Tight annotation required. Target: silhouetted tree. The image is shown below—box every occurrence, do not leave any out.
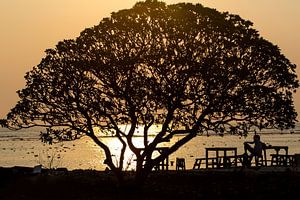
[1,0,298,185]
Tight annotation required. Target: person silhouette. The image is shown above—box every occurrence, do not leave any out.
[243,134,266,167]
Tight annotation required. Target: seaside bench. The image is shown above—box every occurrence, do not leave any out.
[136,147,170,171]
[193,157,224,169]
[193,156,243,169]
[270,154,295,166]
[154,162,169,171]
[193,158,206,169]
[214,155,244,168]
[294,154,300,167]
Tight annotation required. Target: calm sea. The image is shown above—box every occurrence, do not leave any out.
[1,125,300,171]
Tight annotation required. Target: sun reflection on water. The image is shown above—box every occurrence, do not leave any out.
[102,136,160,171]
[90,125,165,170]
[2,126,300,171]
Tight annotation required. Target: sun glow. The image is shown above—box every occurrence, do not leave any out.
[92,124,168,170]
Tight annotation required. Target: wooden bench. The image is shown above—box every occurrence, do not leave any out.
[193,155,244,169]
[193,158,220,169]
[294,154,300,167]
[154,160,169,171]
[193,158,206,169]
[271,154,295,166]
[217,155,244,168]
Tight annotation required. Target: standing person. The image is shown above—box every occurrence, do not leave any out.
[243,134,266,167]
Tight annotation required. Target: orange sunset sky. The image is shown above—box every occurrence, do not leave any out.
[0,0,300,120]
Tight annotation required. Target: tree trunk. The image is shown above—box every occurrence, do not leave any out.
[103,165,124,188]
[111,165,150,190]
[134,167,151,186]
[134,158,154,186]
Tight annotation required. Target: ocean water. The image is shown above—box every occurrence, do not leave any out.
[1,126,300,171]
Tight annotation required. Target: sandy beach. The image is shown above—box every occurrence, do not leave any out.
[1,166,300,200]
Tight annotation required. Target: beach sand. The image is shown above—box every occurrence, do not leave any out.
[1,167,300,200]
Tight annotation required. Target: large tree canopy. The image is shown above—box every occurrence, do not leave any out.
[1,0,298,183]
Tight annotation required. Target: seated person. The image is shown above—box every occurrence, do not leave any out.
[243,134,267,167]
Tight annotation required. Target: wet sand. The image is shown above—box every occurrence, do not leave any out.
[1,167,300,200]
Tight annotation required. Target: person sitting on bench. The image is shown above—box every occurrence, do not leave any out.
[243,134,266,167]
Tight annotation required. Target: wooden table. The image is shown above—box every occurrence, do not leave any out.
[205,147,238,168]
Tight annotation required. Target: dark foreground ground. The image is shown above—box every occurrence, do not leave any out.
[1,167,300,200]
